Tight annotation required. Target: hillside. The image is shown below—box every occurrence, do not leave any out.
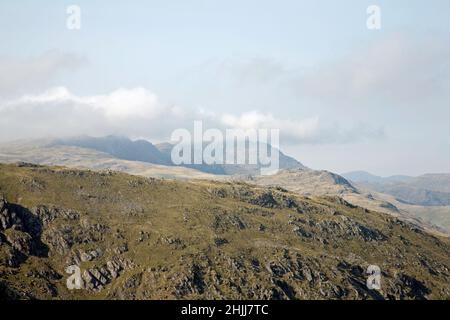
[248,168,400,218]
[1,141,448,234]
[250,168,357,196]
[53,136,172,165]
[343,171,450,206]
[247,169,450,235]
[1,139,447,234]
[1,163,450,300]
[0,144,218,180]
[350,186,450,236]
[342,171,412,184]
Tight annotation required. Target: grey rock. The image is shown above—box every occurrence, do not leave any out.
[5,230,33,255]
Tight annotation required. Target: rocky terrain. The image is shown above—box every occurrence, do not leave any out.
[250,168,358,196]
[250,169,450,235]
[1,163,450,300]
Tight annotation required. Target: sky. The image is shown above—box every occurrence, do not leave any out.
[0,0,449,176]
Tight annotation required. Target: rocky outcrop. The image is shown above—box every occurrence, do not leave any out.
[317,217,386,242]
[78,256,135,291]
[0,198,48,260]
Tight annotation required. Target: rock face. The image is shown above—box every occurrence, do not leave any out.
[0,199,48,263]
[1,163,450,300]
[1,199,23,231]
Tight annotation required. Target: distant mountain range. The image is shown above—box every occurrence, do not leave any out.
[50,135,305,175]
[343,171,450,206]
[342,171,412,184]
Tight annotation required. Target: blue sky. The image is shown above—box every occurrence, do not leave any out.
[0,0,449,175]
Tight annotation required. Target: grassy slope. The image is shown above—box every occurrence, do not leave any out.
[0,163,450,300]
[252,169,450,235]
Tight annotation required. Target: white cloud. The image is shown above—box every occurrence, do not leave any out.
[0,87,176,142]
[220,110,384,144]
[221,111,320,142]
[81,87,164,119]
[0,86,384,145]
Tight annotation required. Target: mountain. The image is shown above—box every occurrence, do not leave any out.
[52,135,171,165]
[342,171,412,184]
[343,171,450,206]
[1,163,450,300]
[49,136,305,176]
[244,168,450,235]
[154,141,305,175]
[250,168,358,196]
[0,142,218,180]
